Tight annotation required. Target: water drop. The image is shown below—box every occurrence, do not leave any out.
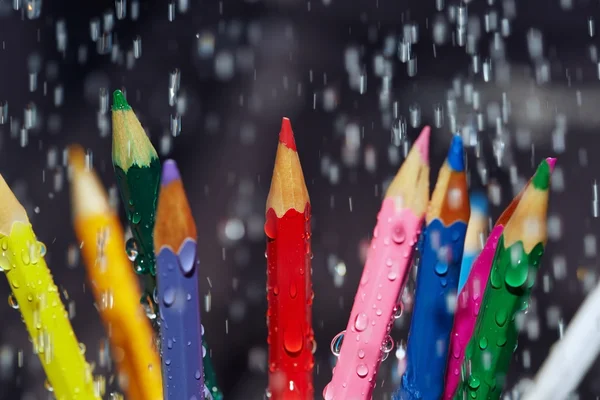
[495,309,508,327]
[8,293,18,309]
[289,282,297,299]
[435,262,449,275]
[125,238,139,262]
[194,369,201,380]
[283,325,304,356]
[330,331,344,356]
[381,335,394,354]
[131,212,141,224]
[354,313,368,332]
[357,349,365,359]
[505,262,528,288]
[393,303,403,319]
[21,248,30,265]
[392,223,406,243]
[479,337,488,350]
[163,288,175,307]
[388,270,397,281]
[356,363,369,378]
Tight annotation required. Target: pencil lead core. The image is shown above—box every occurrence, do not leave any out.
[545,157,557,172]
[447,134,464,172]
[532,159,552,190]
[162,160,181,186]
[413,126,430,162]
[279,117,297,151]
[112,90,132,111]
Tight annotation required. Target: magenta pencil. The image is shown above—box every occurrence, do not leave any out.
[324,127,431,400]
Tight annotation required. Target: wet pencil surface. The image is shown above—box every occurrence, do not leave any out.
[453,158,555,400]
[265,118,314,400]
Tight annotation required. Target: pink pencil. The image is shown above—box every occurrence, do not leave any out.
[442,157,556,399]
[324,127,431,400]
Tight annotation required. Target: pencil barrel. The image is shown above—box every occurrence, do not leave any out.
[265,204,314,400]
[1,222,99,400]
[325,199,422,400]
[453,237,546,400]
[399,219,468,400]
[442,225,503,400]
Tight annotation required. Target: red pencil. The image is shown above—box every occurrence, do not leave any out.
[265,117,313,400]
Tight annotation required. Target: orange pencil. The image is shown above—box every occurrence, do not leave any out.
[68,145,163,400]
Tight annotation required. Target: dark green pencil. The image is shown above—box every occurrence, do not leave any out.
[111,90,161,318]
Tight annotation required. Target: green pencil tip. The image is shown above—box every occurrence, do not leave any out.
[531,159,551,190]
[112,90,131,111]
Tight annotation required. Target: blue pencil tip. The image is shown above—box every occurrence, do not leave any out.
[447,135,464,172]
[469,191,489,215]
[161,159,181,186]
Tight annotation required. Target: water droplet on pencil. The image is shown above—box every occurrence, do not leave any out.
[289,282,297,299]
[354,313,368,331]
[434,262,448,275]
[388,270,397,281]
[38,241,46,257]
[495,309,508,327]
[393,303,403,319]
[8,293,18,309]
[264,214,277,239]
[392,224,406,243]
[163,288,175,307]
[356,363,369,378]
[195,369,201,380]
[21,248,30,265]
[178,241,196,275]
[382,335,394,354]
[165,358,171,365]
[331,331,344,356]
[283,324,304,356]
[131,211,141,224]
[125,238,139,262]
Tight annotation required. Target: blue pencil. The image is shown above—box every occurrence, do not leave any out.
[154,160,208,400]
[395,136,470,400]
[457,191,489,293]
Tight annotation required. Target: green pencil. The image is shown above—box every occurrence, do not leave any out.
[453,158,555,400]
[203,337,223,400]
[111,90,161,316]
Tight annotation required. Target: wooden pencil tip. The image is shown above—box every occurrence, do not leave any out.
[161,160,181,187]
[545,157,557,172]
[112,90,131,111]
[414,126,430,162]
[279,117,297,151]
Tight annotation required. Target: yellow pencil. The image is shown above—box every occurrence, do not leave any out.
[68,145,163,400]
[0,174,99,399]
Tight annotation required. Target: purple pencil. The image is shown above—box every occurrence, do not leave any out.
[155,160,208,400]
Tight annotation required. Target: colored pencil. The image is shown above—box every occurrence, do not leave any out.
[457,192,489,293]
[396,135,470,400]
[0,173,99,399]
[442,158,556,399]
[155,160,207,400]
[68,145,163,400]
[203,346,223,400]
[523,278,600,400]
[265,118,314,400]
[324,126,431,400]
[112,89,160,314]
[453,158,555,400]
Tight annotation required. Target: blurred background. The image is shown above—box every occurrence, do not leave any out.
[0,0,599,398]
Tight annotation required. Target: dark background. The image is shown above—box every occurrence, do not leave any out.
[0,0,599,398]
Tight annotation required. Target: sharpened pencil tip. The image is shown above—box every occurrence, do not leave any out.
[112,90,132,111]
[447,134,465,172]
[161,160,181,186]
[532,158,554,190]
[545,157,556,172]
[413,126,430,162]
[279,117,297,151]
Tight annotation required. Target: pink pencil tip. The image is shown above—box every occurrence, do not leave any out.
[413,126,430,161]
[279,117,297,151]
[545,157,557,172]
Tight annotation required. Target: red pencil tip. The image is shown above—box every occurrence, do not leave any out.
[545,157,557,172]
[279,117,297,151]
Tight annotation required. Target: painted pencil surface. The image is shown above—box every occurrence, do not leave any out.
[112,89,161,315]
[523,278,600,400]
[0,174,99,399]
[265,118,314,400]
[442,157,556,400]
[453,158,555,400]
[68,145,163,400]
[397,135,470,400]
[324,127,431,400]
[457,192,489,292]
[155,160,209,400]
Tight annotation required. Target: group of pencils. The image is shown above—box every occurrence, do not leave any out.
[0,90,595,400]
